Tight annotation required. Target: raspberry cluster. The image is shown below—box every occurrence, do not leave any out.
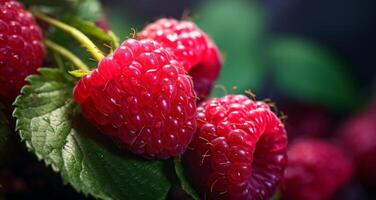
[74,15,287,200]
[74,39,197,159]
[0,0,44,105]
[5,1,366,200]
[184,95,288,199]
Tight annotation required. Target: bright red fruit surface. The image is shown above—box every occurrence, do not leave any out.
[0,0,44,106]
[139,18,222,101]
[73,39,197,159]
[282,139,353,200]
[184,95,288,200]
[340,103,376,186]
[189,39,222,101]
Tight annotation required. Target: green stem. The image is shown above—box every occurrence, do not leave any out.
[32,10,105,61]
[44,40,90,71]
[108,31,120,49]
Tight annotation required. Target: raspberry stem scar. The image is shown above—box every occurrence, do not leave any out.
[44,40,90,72]
[31,10,105,62]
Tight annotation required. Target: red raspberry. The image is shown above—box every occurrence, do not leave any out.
[184,95,288,200]
[139,18,222,101]
[189,39,222,101]
[339,103,376,186]
[73,39,197,159]
[282,139,353,200]
[0,0,44,106]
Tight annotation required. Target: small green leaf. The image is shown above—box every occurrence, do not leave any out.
[196,0,266,95]
[0,104,11,161]
[69,69,91,77]
[75,0,102,21]
[13,68,171,200]
[268,37,359,111]
[174,157,200,200]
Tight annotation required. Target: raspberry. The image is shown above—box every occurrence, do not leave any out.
[183,95,287,200]
[189,39,222,101]
[139,18,222,101]
[73,39,197,159]
[282,139,353,200]
[0,0,44,106]
[340,103,376,186]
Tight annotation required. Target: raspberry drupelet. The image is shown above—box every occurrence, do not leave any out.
[73,39,197,159]
[0,0,44,106]
[184,95,288,200]
[139,18,222,101]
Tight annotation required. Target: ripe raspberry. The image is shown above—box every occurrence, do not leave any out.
[183,95,288,200]
[282,139,353,200]
[189,39,222,101]
[73,39,197,159]
[139,18,222,101]
[339,103,376,186]
[0,0,44,106]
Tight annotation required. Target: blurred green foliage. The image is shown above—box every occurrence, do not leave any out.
[107,10,134,42]
[21,0,102,21]
[75,0,102,21]
[193,0,359,111]
[268,37,359,111]
[195,0,266,96]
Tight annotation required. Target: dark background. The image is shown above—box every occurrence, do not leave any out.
[1,0,375,199]
[102,0,376,103]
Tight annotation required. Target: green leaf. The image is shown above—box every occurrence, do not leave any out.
[75,0,102,21]
[196,0,266,95]
[174,158,200,200]
[13,68,171,200]
[268,37,359,111]
[68,69,91,78]
[0,104,11,161]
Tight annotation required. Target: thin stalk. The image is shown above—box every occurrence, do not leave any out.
[108,31,120,49]
[44,40,90,71]
[32,10,105,61]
